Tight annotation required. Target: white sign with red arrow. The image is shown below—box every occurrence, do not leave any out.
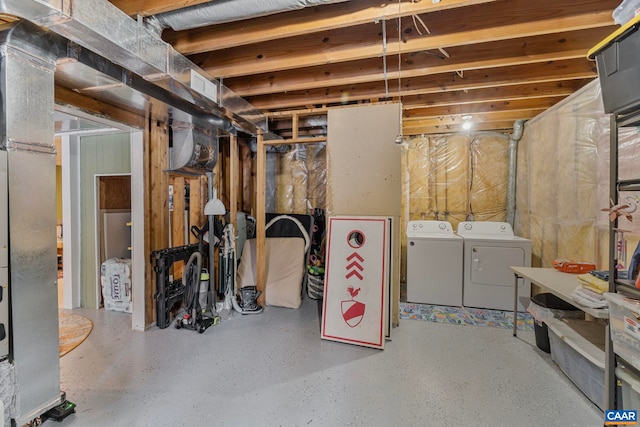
[321,216,389,349]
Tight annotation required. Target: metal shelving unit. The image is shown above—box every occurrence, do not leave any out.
[607,111,640,413]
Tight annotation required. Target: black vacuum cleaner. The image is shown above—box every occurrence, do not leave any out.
[175,228,220,333]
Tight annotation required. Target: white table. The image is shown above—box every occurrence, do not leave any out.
[511,266,609,337]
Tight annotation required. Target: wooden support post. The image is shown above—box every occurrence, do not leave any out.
[230,134,239,231]
[145,101,169,327]
[292,112,299,141]
[172,176,185,247]
[256,130,267,307]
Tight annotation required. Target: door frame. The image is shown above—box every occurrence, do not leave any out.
[57,105,146,331]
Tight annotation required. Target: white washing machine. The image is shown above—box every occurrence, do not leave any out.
[406,220,463,306]
[456,221,531,312]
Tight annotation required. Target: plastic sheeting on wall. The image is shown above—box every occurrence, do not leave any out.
[399,132,511,283]
[275,143,326,214]
[516,79,640,270]
[402,133,510,229]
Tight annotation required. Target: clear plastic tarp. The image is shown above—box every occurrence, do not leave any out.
[272,81,638,281]
[274,143,326,214]
[516,79,640,271]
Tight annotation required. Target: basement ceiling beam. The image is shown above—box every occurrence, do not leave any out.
[225,27,612,97]
[55,85,145,129]
[405,120,518,135]
[165,0,499,54]
[404,109,546,126]
[108,0,213,17]
[404,110,545,134]
[404,97,566,118]
[246,59,596,110]
[401,80,591,109]
[192,1,615,78]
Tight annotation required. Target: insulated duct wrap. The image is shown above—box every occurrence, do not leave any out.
[169,112,220,174]
[152,0,349,31]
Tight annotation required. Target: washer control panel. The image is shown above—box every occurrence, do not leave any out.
[407,220,455,236]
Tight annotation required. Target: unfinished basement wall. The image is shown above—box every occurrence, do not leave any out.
[273,131,512,285]
[515,80,640,270]
[403,133,510,226]
[275,143,326,214]
[400,133,510,282]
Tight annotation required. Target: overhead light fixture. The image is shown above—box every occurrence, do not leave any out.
[461,114,473,131]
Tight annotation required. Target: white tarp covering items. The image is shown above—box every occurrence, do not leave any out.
[100,258,133,313]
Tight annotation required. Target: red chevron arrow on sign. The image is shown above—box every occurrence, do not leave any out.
[346,270,364,280]
[347,252,364,262]
[346,261,364,271]
[345,251,364,281]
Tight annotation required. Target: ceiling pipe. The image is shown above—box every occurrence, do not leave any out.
[147,0,349,32]
[506,119,526,228]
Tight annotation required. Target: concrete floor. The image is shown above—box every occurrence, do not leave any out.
[51,298,603,427]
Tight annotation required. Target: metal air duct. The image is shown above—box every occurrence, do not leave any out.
[0,0,274,137]
[170,111,227,174]
[148,0,349,32]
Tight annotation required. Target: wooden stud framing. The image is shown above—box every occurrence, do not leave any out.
[145,100,169,327]
[230,134,239,231]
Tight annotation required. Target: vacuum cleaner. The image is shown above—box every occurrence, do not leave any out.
[175,242,219,333]
[220,223,264,315]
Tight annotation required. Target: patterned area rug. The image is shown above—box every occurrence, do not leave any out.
[400,302,534,331]
[59,312,93,357]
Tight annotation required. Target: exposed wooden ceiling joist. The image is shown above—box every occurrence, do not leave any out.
[103,0,620,135]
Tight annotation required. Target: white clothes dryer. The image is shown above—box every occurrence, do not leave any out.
[406,220,463,306]
[456,221,531,312]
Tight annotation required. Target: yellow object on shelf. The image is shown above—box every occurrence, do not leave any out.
[588,13,640,59]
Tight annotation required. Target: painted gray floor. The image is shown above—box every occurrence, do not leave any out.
[51,298,603,427]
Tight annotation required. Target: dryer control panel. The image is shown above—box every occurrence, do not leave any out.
[457,221,514,238]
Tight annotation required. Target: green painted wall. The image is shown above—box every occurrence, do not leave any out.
[80,133,131,308]
[56,165,62,223]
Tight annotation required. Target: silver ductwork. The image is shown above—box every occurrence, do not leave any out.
[0,0,272,136]
[170,110,226,174]
[148,0,349,32]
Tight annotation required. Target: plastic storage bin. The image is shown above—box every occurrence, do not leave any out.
[529,293,583,353]
[588,15,640,114]
[545,318,606,410]
[617,365,640,411]
[604,292,640,371]
[613,0,640,26]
